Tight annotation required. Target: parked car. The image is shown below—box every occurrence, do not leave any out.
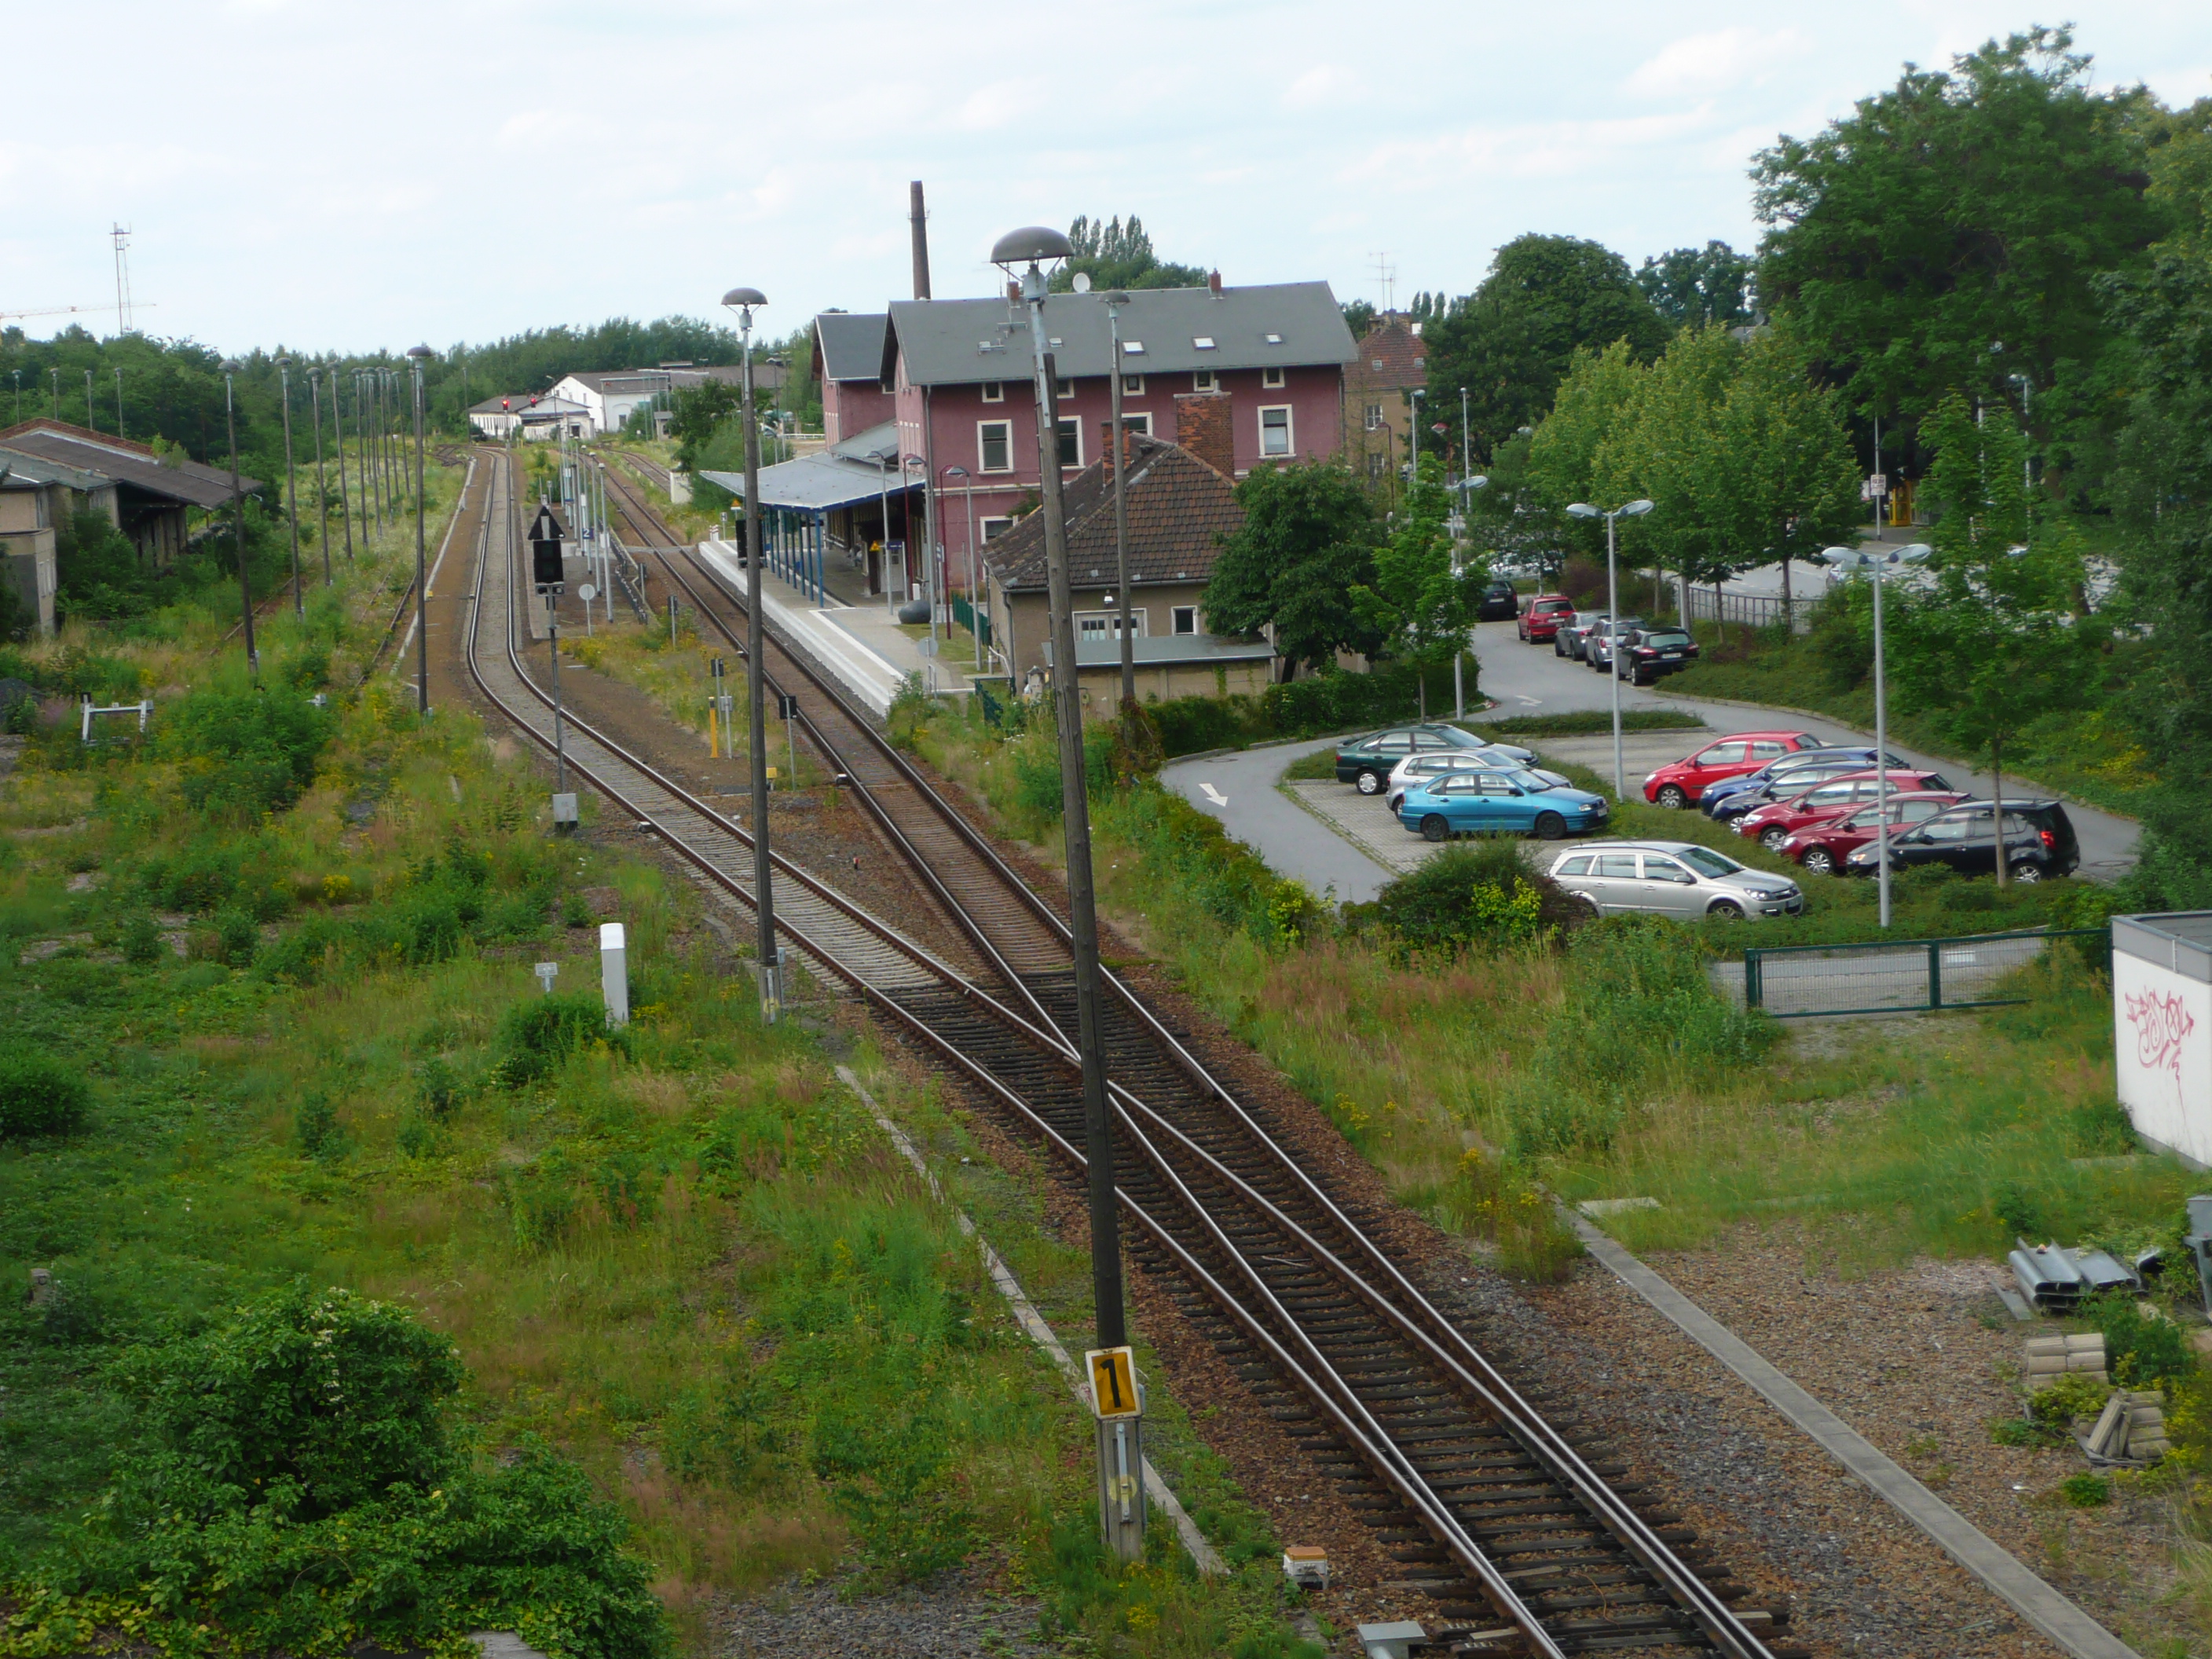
[1384,749,1543,812]
[1734,770,1952,850]
[1555,610,1608,660]
[1616,624,1701,686]
[1335,724,1529,796]
[1518,594,1576,643]
[1584,617,1646,674]
[1845,799,2081,881]
[1397,768,1611,841]
[1476,580,1522,621]
[1779,792,1968,874]
[1642,731,1826,809]
[1701,747,1911,821]
[1546,840,1805,920]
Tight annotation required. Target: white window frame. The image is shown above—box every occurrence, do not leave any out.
[1171,605,1198,635]
[1262,365,1287,390]
[1258,404,1294,457]
[1121,412,1153,436]
[1363,402,1382,431]
[1056,416,1082,470]
[1055,375,1075,397]
[1192,368,1218,393]
[980,515,1013,541]
[980,380,1004,403]
[1075,610,1147,637]
[977,419,1013,474]
[1122,373,1145,396]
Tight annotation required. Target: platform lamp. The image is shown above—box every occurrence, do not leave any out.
[216,360,258,677]
[1102,287,1135,707]
[407,346,434,714]
[276,356,304,620]
[1818,543,1930,928]
[1564,497,1653,800]
[722,285,781,1023]
[991,220,1140,1559]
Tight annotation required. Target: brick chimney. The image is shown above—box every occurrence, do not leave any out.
[1207,269,1222,296]
[1174,393,1233,478]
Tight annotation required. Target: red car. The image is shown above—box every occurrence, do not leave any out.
[1518,594,1577,643]
[1735,769,1951,850]
[1641,731,1826,809]
[1779,792,1969,875]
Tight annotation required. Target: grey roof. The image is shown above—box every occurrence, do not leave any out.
[883,281,1356,387]
[1046,632,1273,668]
[0,449,109,493]
[815,313,888,383]
[0,422,258,507]
[702,420,906,513]
[2115,911,2212,983]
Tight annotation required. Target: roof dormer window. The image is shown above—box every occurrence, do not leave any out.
[1192,336,1216,350]
[1265,332,1283,345]
[1122,341,1145,355]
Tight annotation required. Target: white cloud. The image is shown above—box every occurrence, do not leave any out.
[1283,65,1363,111]
[1627,28,1809,100]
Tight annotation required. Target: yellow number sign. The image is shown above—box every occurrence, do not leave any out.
[1086,1345,1139,1419]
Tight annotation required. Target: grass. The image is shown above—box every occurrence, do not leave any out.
[0,579,1320,1656]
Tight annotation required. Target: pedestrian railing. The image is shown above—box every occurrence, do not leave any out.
[952,592,994,647]
[1683,586,1818,635]
[1732,926,2109,1018]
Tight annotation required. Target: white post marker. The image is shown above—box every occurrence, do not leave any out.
[533,961,558,995]
[599,922,628,1029]
[1086,1344,1145,1562]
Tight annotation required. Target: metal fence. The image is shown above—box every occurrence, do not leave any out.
[1725,927,2109,1018]
[1683,585,1818,635]
[951,592,994,647]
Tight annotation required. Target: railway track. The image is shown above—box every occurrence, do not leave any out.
[517,451,1804,1657]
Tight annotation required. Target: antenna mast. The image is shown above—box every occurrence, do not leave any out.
[1368,251,1396,316]
[112,225,134,333]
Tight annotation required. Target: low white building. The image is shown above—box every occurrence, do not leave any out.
[2114,913,2212,1166]
[468,396,591,441]
[543,362,792,438]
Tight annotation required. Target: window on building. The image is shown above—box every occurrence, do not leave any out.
[1262,365,1286,390]
[1192,369,1218,393]
[1171,606,1198,635]
[1079,615,1109,639]
[1057,417,1082,468]
[1121,412,1153,436]
[1259,405,1293,457]
[1122,373,1144,396]
[980,380,1004,403]
[1056,375,1075,397]
[1192,335,1216,350]
[978,420,1013,473]
[1122,340,1145,356]
[1077,611,1148,637]
[980,516,1013,540]
[1367,452,1386,478]
[1364,403,1382,431]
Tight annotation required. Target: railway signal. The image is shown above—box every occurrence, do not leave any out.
[994,222,1138,1561]
[529,500,569,797]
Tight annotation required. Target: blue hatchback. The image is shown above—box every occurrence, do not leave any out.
[1397,768,1611,842]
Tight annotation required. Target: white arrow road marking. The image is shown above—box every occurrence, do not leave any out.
[1516,695,1541,706]
[1200,782,1229,807]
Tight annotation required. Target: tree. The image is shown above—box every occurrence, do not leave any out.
[1888,393,2093,884]
[1350,456,1485,700]
[1709,328,1866,616]
[666,379,744,470]
[1636,242,1756,328]
[1050,214,1209,292]
[1753,27,2163,458]
[1594,325,1742,621]
[1202,461,1385,678]
[1422,235,1668,460]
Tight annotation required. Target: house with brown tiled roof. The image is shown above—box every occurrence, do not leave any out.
[1342,314,1427,501]
[978,396,1273,712]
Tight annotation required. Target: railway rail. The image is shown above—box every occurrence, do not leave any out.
[486,448,1803,1656]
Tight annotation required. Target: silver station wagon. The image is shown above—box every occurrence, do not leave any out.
[1545,839,1804,921]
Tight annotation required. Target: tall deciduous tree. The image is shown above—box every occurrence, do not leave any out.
[1636,243,1756,328]
[1594,326,1742,616]
[1422,235,1668,460]
[1051,215,1209,293]
[1711,329,1866,616]
[1888,394,2091,883]
[1351,456,1485,689]
[1202,461,1385,678]
[1752,27,2163,458]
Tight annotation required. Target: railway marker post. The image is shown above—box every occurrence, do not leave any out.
[1086,1345,1146,1562]
[995,224,1135,1553]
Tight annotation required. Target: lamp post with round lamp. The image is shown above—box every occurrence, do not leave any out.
[1818,542,1931,927]
[1102,288,1135,708]
[723,286,781,1022]
[1565,497,1654,799]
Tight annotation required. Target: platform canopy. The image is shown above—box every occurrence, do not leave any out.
[702,421,906,515]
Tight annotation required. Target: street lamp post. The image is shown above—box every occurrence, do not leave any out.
[221,359,257,677]
[1458,386,1471,518]
[1104,289,1134,709]
[408,346,434,715]
[723,287,781,1024]
[276,357,304,619]
[307,369,331,584]
[1820,543,1931,928]
[1453,474,1489,720]
[994,220,1137,1562]
[1566,498,1654,799]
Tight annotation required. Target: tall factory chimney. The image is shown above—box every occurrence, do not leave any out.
[910,180,932,301]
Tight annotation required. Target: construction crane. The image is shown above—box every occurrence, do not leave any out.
[0,300,155,325]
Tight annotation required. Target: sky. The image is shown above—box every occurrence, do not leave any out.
[3,2,2209,361]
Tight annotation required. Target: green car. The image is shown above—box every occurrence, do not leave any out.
[1334,725,1533,796]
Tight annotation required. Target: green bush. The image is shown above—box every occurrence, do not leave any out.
[119,911,165,965]
[160,684,335,818]
[1368,841,1583,955]
[0,1049,91,1137]
[2078,1291,2196,1389]
[1141,658,1470,758]
[13,1287,666,1659]
[1095,780,1321,947]
[2059,1471,2111,1507]
[493,993,625,1089]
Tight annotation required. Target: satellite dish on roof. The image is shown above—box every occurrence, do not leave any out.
[1071,273,1093,294]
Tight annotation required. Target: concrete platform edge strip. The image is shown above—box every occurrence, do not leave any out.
[836,1064,1228,1577]
[1559,1206,2137,1659]
[1275,778,1397,877]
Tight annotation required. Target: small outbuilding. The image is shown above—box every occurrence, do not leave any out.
[2114,913,2212,1166]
